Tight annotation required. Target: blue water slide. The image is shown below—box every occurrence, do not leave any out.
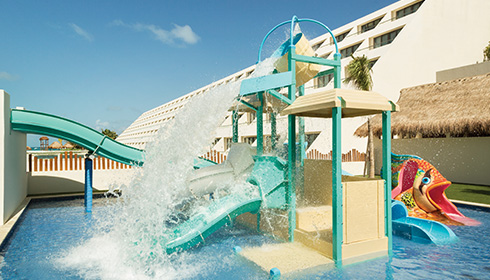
[164,156,287,254]
[10,109,145,166]
[392,200,458,245]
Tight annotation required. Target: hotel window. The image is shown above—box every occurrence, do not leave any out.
[369,58,379,69]
[311,40,325,51]
[320,52,332,59]
[305,133,320,149]
[315,73,334,88]
[248,112,256,124]
[211,138,220,147]
[334,30,351,43]
[360,17,382,33]
[373,28,402,49]
[340,43,362,58]
[224,137,233,150]
[243,136,256,146]
[396,1,424,19]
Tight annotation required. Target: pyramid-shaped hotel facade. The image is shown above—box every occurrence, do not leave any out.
[117,0,490,161]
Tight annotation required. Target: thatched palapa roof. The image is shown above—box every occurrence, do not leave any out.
[63,142,75,149]
[355,73,490,138]
[48,141,62,149]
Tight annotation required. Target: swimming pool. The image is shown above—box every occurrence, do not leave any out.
[0,197,489,279]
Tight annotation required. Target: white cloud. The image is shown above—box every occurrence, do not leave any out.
[0,71,19,81]
[95,119,110,131]
[110,20,124,27]
[69,23,94,42]
[111,20,199,46]
[135,23,173,44]
[171,24,200,44]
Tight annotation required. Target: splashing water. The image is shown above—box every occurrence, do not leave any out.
[57,58,278,279]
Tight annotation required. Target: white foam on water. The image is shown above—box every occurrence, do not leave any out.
[56,57,278,279]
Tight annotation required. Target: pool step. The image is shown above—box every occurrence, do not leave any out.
[295,205,333,258]
[296,205,332,232]
[294,228,333,258]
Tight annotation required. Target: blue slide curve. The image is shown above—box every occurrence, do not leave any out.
[392,200,458,245]
[163,156,287,254]
[10,109,145,166]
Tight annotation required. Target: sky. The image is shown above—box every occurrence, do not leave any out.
[0,0,397,147]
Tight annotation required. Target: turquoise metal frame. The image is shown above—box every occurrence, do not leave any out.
[382,111,393,254]
[238,16,343,249]
[332,53,343,263]
[237,16,396,264]
[257,17,339,63]
[232,110,239,143]
[257,92,264,156]
[332,106,342,263]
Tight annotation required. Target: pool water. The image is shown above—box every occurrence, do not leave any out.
[0,197,489,279]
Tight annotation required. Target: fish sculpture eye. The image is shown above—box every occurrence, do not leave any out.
[422,176,431,185]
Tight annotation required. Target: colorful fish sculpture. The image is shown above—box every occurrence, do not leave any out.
[391,153,479,226]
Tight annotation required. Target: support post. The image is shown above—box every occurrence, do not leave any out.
[332,106,342,264]
[287,45,297,242]
[382,111,393,255]
[84,155,93,213]
[257,92,264,156]
[271,112,277,151]
[257,212,261,232]
[332,52,343,264]
[298,85,306,167]
[232,110,239,143]
[333,53,342,89]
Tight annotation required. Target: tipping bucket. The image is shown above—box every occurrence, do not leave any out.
[272,33,321,87]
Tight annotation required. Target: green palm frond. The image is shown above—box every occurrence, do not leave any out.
[343,55,373,91]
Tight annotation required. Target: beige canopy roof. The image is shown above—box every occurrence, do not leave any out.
[281,88,399,118]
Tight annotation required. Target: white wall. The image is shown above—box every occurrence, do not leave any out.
[28,169,135,195]
[374,137,490,186]
[0,90,28,224]
[373,0,490,102]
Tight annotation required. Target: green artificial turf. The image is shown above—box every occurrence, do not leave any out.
[445,183,490,205]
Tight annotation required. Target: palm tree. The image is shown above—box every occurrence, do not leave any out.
[101,129,118,140]
[343,55,375,178]
[484,41,490,61]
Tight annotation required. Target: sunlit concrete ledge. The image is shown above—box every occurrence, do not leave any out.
[0,198,31,246]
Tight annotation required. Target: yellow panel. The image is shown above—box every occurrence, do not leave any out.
[377,180,386,238]
[303,159,332,206]
[274,34,321,87]
[342,237,388,260]
[344,180,381,244]
[296,205,332,232]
